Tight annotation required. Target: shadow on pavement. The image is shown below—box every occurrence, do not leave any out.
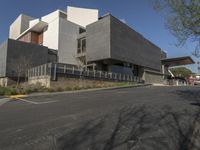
[56,105,200,150]
[3,89,200,150]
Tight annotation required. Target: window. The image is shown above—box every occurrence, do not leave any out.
[77,39,81,54]
[77,38,86,54]
[82,39,86,53]
[79,28,86,34]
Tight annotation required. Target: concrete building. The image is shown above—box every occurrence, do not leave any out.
[0,6,194,86]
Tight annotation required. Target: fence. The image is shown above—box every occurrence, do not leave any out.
[27,63,141,83]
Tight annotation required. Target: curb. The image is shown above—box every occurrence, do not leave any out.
[27,84,152,97]
[9,95,27,99]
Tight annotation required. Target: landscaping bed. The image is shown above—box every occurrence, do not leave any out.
[0,82,135,96]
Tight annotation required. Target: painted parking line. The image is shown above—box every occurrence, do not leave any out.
[15,98,57,105]
[0,98,10,107]
[15,98,38,104]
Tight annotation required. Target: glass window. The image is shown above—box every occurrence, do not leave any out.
[82,39,86,53]
[77,38,86,54]
[77,39,81,53]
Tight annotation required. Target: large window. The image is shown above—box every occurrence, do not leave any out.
[77,38,86,54]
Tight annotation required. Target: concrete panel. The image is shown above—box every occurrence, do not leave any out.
[110,15,162,71]
[86,16,111,62]
[42,13,59,50]
[6,39,50,78]
[0,40,8,77]
[58,18,80,64]
[86,15,162,72]
[144,70,164,84]
[9,14,34,39]
[67,6,98,27]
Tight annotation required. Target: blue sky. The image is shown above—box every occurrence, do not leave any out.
[0,0,197,72]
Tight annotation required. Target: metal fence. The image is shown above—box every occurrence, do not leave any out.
[28,63,141,83]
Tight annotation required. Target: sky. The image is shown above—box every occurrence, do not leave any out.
[0,0,198,72]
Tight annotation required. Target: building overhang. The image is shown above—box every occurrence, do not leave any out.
[161,56,195,67]
[16,19,48,40]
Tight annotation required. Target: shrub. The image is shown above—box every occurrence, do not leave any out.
[47,88,55,93]
[73,86,82,90]
[0,88,5,95]
[85,85,92,89]
[56,87,64,92]
[23,88,33,94]
[65,87,73,91]
[0,87,17,95]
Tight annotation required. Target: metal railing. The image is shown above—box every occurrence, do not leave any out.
[28,63,141,83]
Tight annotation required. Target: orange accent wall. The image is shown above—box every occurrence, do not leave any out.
[18,32,43,45]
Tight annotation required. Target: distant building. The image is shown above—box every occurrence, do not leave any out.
[0,6,194,86]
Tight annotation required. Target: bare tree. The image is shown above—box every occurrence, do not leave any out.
[72,54,86,71]
[152,0,200,57]
[15,55,33,86]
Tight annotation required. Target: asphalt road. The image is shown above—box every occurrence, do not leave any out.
[0,86,200,150]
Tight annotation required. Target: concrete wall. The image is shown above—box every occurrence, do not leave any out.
[9,14,34,39]
[58,18,80,64]
[144,70,164,84]
[41,10,80,65]
[0,40,8,77]
[28,75,125,88]
[67,6,98,28]
[0,77,17,87]
[0,39,57,79]
[28,76,51,88]
[110,16,161,71]
[6,39,49,77]
[42,10,60,50]
[86,15,162,72]
[86,15,111,62]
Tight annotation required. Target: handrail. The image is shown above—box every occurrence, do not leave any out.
[27,63,141,83]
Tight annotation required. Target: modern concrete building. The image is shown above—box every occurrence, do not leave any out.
[0,6,194,86]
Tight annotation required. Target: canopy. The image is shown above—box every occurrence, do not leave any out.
[161,56,195,67]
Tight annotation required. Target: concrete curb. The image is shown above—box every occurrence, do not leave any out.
[27,84,152,97]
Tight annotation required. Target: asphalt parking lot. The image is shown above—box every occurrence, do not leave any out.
[0,86,200,150]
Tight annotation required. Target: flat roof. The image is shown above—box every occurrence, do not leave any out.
[162,56,195,67]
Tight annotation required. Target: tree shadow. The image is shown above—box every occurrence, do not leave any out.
[55,105,200,150]
[175,89,200,102]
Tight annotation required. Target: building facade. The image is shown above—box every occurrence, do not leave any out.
[0,6,194,86]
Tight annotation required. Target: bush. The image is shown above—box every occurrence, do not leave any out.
[47,88,55,93]
[56,87,64,92]
[0,88,5,95]
[23,88,33,94]
[73,86,81,91]
[85,85,92,89]
[0,87,17,95]
[65,87,73,91]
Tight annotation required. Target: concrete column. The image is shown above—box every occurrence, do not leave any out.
[53,64,57,80]
[72,66,75,74]
[64,65,66,74]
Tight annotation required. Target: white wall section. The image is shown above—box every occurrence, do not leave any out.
[67,6,98,27]
[9,14,34,39]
